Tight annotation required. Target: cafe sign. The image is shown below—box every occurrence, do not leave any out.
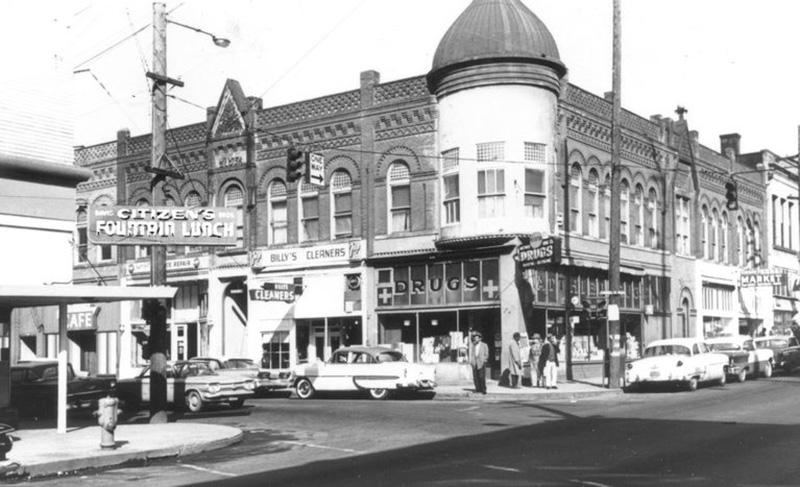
[89,206,238,246]
[67,304,99,331]
[514,234,561,268]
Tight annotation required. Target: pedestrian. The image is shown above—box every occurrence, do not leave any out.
[469,332,489,394]
[529,334,543,387]
[539,334,560,389]
[508,332,522,388]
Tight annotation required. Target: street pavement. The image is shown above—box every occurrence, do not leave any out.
[0,378,616,480]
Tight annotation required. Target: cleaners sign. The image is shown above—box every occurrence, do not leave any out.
[89,206,238,246]
[249,282,296,303]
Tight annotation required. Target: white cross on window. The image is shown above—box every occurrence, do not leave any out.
[483,279,499,299]
[378,286,393,305]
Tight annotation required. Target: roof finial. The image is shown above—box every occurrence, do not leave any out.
[675,106,688,121]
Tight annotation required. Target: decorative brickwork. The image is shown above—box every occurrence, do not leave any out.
[256,91,360,126]
[565,84,660,140]
[75,142,116,165]
[374,77,430,105]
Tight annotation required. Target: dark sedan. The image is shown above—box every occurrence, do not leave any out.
[754,336,800,373]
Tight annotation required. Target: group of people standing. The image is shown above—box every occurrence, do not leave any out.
[469,331,560,394]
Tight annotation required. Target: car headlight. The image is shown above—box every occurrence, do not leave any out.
[245,380,256,391]
[729,357,735,366]
[676,360,683,367]
[626,363,633,370]
[207,383,221,394]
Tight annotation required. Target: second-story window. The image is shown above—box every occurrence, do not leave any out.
[620,180,629,244]
[712,209,720,261]
[647,188,658,248]
[331,170,352,238]
[676,195,691,256]
[737,216,745,266]
[721,211,729,263]
[569,164,581,233]
[442,148,460,225]
[524,168,545,218]
[587,170,599,237]
[478,168,505,218]
[634,184,644,246]
[76,208,88,263]
[269,180,287,245]
[603,174,611,240]
[300,183,319,241]
[701,206,710,260]
[224,184,244,248]
[388,162,410,233]
[135,198,150,259]
[185,191,203,253]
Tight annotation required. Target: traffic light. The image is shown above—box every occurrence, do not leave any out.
[725,179,738,210]
[286,147,308,183]
[595,299,607,321]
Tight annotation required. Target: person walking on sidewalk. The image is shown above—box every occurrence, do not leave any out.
[470,332,489,394]
[529,334,543,387]
[508,332,523,388]
[539,334,560,389]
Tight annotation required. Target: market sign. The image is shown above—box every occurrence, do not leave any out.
[89,206,237,246]
[249,282,296,303]
[514,235,561,268]
[740,270,785,288]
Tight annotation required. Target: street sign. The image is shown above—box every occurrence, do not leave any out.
[308,152,325,186]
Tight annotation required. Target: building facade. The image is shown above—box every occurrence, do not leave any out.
[16,0,781,384]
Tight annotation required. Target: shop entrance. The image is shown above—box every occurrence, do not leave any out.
[170,323,198,361]
[296,317,362,363]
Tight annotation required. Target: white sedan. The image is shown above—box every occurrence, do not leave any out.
[293,346,436,400]
[625,338,728,392]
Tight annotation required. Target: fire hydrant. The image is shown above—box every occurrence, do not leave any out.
[94,396,118,450]
[0,423,14,461]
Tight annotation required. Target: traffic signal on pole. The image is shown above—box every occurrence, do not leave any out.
[595,299,607,321]
[725,179,738,210]
[286,147,308,183]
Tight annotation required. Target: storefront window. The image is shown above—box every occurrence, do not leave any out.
[262,331,290,369]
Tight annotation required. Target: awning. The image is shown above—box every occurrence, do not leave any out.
[566,257,646,276]
[0,284,177,308]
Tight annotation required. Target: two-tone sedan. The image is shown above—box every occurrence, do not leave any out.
[116,361,256,412]
[705,335,773,382]
[625,338,728,392]
[293,346,436,400]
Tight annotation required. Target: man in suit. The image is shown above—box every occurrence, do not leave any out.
[470,332,489,394]
[508,332,523,388]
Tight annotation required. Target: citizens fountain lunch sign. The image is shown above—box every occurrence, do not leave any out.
[89,206,238,246]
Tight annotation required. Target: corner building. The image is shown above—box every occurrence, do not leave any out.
[66,0,768,383]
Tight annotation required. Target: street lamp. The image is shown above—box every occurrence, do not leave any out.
[167,18,231,48]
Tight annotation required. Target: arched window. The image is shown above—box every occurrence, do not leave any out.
[185,191,202,208]
[676,195,691,256]
[569,164,582,233]
[737,216,745,266]
[711,209,720,262]
[634,184,644,246]
[620,180,629,244]
[721,211,729,264]
[746,219,754,268]
[300,182,319,242]
[331,170,352,238]
[76,208,88,263]
[603,174,611,240]
[587,169,599,238]
[135,198,150,259]
[701,205,710,260]
[388,161,411,232]
[754,221,762,266]
[268,180,287,245]
[224,184,244,247]
[646,188,658,248]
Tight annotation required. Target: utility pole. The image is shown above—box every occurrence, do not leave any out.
[607,0,625,389]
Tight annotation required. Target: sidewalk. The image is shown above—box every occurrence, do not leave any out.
[0,422,242,480]
[433,378,622,401]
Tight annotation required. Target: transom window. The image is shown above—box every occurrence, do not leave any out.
[524,142,546,164]
[477,142,504,162]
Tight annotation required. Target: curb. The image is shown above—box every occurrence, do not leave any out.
[1,425,243,480]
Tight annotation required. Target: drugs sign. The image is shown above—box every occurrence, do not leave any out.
[514,236,562,268]
[89,206,238,246]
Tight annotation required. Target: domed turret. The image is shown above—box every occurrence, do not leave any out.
[427,0,566,97]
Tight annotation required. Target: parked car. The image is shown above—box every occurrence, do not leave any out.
[10,361,116,416]
[624,338,728,392]
[753,336,800,374]
[705,335,774,382]
[116,361,256,412]
[293,346,436,400]
[189,356,292,394]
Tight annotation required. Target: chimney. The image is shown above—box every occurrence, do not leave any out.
[720,133,741,156]
[604,91,613,103]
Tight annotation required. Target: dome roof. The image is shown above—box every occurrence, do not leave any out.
[430,0,565,76]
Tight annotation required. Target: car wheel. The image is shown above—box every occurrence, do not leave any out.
[717,371,726,387]
[763,361,773,378]
[186,390,204,413]
[295,378,315,400]
[737,368,747,383]
[686,377,698,392]
[368,388,390,400]
[229,398,245,409]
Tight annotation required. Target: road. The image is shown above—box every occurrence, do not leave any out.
[16,375,800,486]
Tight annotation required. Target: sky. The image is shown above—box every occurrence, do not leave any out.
[11,0,800,157]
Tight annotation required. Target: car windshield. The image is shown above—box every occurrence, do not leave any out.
[756,339,789,348]
[707,342,739,352]
[225,359,257,370]
[376,351,407,363]
[644,345,691,357]
[179,363,216,377]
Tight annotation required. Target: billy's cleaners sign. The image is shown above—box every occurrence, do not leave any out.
[89,206,237,246]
